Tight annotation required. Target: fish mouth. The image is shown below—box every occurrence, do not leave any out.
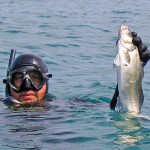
[119,24,132,38]
[120,24,128,30]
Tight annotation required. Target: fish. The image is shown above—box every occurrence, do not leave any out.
[113,24,144,114]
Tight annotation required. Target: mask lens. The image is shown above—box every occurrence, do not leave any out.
[10,72,24,89]
[28,70,44,88]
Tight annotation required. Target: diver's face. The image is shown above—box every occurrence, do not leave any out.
[10,83,47,105]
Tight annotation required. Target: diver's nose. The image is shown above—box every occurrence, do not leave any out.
[23,78,33,90]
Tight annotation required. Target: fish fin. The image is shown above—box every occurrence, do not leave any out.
[113,54,120,67]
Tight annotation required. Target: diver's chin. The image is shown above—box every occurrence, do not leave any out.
[18,94,38,105]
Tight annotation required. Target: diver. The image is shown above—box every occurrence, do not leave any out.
[3,50,53,108]
[110,32,150,110]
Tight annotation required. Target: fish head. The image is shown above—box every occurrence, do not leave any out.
[118,24,133,44]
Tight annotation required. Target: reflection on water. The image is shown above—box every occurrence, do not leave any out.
[107,112,150,145]
[0,99,150,149]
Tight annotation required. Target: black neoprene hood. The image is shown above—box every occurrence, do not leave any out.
[10,54,48,73]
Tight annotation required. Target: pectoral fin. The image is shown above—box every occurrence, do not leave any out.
[114,54,120,67]
[114,51,130,67]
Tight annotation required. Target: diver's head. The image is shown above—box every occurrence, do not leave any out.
[4,53,52,104]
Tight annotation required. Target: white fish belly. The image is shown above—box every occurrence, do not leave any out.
[117,48,143,113]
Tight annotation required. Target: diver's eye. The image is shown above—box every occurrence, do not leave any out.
[28,70,44,87]
[11,72,24,88]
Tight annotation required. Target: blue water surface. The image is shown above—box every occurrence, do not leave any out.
[0,0,150,149]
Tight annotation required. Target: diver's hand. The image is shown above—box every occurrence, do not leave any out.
[132,32,150,66]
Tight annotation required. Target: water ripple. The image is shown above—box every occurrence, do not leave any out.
[0,0,150,149]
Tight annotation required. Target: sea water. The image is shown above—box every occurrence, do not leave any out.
[0,0,150,149]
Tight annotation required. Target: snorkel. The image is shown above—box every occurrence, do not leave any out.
[3,49,16,97]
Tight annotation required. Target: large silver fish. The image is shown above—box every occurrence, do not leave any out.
[114,24,144,114]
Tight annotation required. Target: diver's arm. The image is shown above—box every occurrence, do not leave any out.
[110,84,119,110]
